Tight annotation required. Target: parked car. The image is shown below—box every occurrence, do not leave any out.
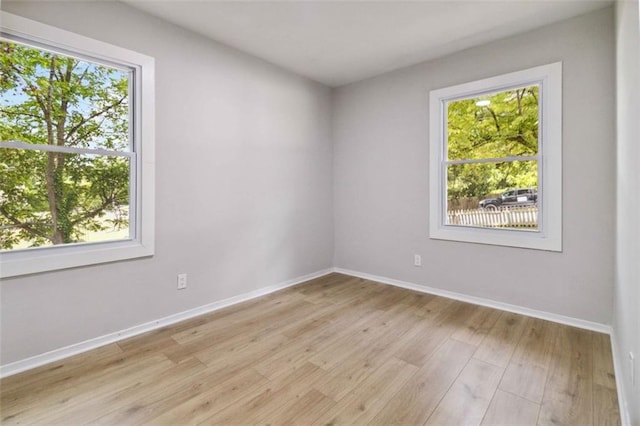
[479,188,537,210]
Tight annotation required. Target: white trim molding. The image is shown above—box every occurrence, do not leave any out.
[0,12,156,277]
[0,268,333,378]
[334,267,610,334]
[429,62,562,252]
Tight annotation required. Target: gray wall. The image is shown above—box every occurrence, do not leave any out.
[0,3,621,376]
[614,0,640,422]
[0,1,334,364]
[333,8,615,324]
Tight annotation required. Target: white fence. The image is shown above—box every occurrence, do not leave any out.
[447,206,538,228]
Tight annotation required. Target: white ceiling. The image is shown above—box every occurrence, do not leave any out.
[124,0,612,87]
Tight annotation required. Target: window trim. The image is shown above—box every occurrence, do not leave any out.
[428,62,562,251]
[0,12,155,277]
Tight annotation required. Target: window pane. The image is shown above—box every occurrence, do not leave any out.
[446,160,538,230]
[447,85,539,160]
[0,148,130,250]
[0,41,130,152]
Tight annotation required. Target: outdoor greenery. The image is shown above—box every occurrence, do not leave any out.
[446,86,539,207]
[0,41,130,250]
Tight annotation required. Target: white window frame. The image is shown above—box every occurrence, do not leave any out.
[429,63,562,251]
[0,12,155,277]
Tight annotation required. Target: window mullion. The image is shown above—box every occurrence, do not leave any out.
[445,155,539,166]
[0,140,133,158]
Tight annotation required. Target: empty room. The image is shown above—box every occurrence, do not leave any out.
[0,0,638,424]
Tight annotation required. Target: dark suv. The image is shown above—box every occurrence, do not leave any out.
[479,188,537,210]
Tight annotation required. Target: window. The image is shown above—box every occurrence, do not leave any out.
[0,12,155,277]
[429,63,561,251]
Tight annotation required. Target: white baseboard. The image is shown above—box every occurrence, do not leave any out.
[0,268,333,378]
[333,267,611,334]
[609,330,632,426]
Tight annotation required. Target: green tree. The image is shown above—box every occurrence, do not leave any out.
[0,42,130,249]
[446,86,539,204]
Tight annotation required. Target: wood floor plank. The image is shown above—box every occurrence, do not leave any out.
[195,332,290,372]
[140,368,270,425]
[473,311,528,368]
[312,310,422,402]
[425,358,504,425]
[480,389,540,426]
[188,290,306,340]
[366,286,414,310]
[116,312,227,353]
[593,383,622,426]
[201,362,325,425]
[538,326,594,425]
[257,307,389,379]
[238,364,328,425]
[0,343,123,396]
[311,305,424,370]
[2,349,167,412]
[498,317,558,403]
[0,275,620,425]
[451,305,502,347]
[311,356,418,425]
[165,296,315,361]
[96,359,268,424]
[297,276,371,306]
[254,300,418,378]
[593,331,617,389]
[2,354,174,424]
[394,301,476,367]
[369,338,477,425]
[168,303,303,365]
[35,356,207,425]
[261,388,336,425]
[591,331,620,425]
[306,309,387,370]
[419,294,458,320]
[253,335,325,380]
[293,273,354,295]
[396,291,437,317]
[278,302,339,339]
[312,354,381,402]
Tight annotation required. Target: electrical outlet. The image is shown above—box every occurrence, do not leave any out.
[414,254,422,267]
[177,273,187,290]
[630,352,635,387]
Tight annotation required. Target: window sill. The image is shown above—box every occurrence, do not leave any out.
[1,240,153,278]
[429,224,562,252]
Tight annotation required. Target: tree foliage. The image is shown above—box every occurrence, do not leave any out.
[446,86,539,204]
[0,42,130,249]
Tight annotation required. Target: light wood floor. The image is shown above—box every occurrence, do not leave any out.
[0,273,620,425]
